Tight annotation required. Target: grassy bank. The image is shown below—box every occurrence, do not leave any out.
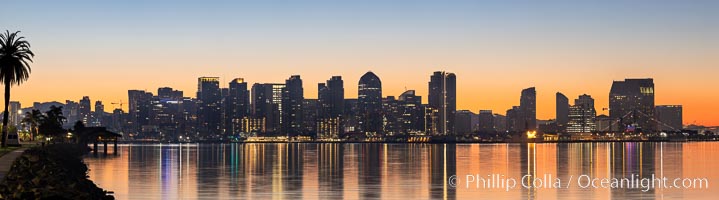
[0,144,114,200]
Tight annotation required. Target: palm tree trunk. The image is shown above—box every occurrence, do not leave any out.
[31,126,36,141]
[1,83,10,147]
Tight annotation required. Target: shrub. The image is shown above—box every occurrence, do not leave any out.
[0,144,113,200]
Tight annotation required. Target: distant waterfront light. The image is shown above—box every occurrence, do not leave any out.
[527,130,537,139]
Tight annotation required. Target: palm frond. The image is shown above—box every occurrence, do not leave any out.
[0,30,34,86]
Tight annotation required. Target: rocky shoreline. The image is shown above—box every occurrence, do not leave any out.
[0,144,113,200]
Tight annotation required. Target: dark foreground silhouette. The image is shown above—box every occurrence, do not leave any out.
[0,144,113,200]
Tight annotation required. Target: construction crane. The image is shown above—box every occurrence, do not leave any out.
[111,101,125,111]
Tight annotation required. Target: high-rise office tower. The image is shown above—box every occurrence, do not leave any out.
[398,90,423,135]
[556,92,569,132]
[382,96,401,135]
[158,87,183,100]
[197,77,222,138]
[302,99,318,134]
[567,94,596,133]
[180,98,198,137]
[79,96,91,124]
[93,100,104,127]
[343,98,359,133]
[358,71,383,136]
[317,76,345,138]
[110,108,125,133]
[282,75,304,136]
[655,105,682,132]
[609,78,655,132]
[251,83,285,133]
[520,87,536,131]
[326,76,345,117]
[506,106,522,133]
[493,114,507,132]
[428,71,457,136]
[128,90,153,134]
[423,105,438,134]
[64,100,79,126]
[478,110,494,133]
[226,78,250,134]
[455,110,474,135]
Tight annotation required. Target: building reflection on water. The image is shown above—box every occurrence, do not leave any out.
[318,143,343,199]
[85,142,716,200]
[430,144,456,200]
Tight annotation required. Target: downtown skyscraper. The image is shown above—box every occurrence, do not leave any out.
[197,77,222,138]
[556,92,569,132]
[317,76,344,138]
[79,96,91,125]
[567,94,597,133]
[477,110,494,133]
[282,75,304,136]
[428,71,456,136]
[251,83,285,133]
[505,87,536,134]
[225,78,250,134]
[520,87,537,131]
[357,71,383,136]
[609,78,655,132]
[397,90,424,135]
[128,90,153,135]
[655,105,683,132]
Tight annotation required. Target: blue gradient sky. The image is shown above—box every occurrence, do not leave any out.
[2,0,718,125]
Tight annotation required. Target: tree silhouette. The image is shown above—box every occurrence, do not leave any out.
[71,120,89,148]
[21,109,42,140]
[38,106,66,140]
[0,30,34,147]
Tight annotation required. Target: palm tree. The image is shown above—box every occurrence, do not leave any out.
[38,106,66,141]
[21,109,42,140]
[0,30,34,147]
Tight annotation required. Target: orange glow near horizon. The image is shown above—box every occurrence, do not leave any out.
[7,58,719,126]
[4,1,717,126]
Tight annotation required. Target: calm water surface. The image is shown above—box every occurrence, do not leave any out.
[85,142,719,199]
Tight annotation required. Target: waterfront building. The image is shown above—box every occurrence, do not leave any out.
[609,78,655,132]
[428,71,456,136]
[656,105,683,132]
[358,71,383,136]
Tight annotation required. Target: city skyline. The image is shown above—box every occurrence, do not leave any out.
[3,0,718,126]
[2,1,718,200]
[3,72,710,126]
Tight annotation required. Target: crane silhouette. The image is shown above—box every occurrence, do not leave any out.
[111,101,125,111]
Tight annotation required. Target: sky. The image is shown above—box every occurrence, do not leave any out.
[2,0,718,125]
